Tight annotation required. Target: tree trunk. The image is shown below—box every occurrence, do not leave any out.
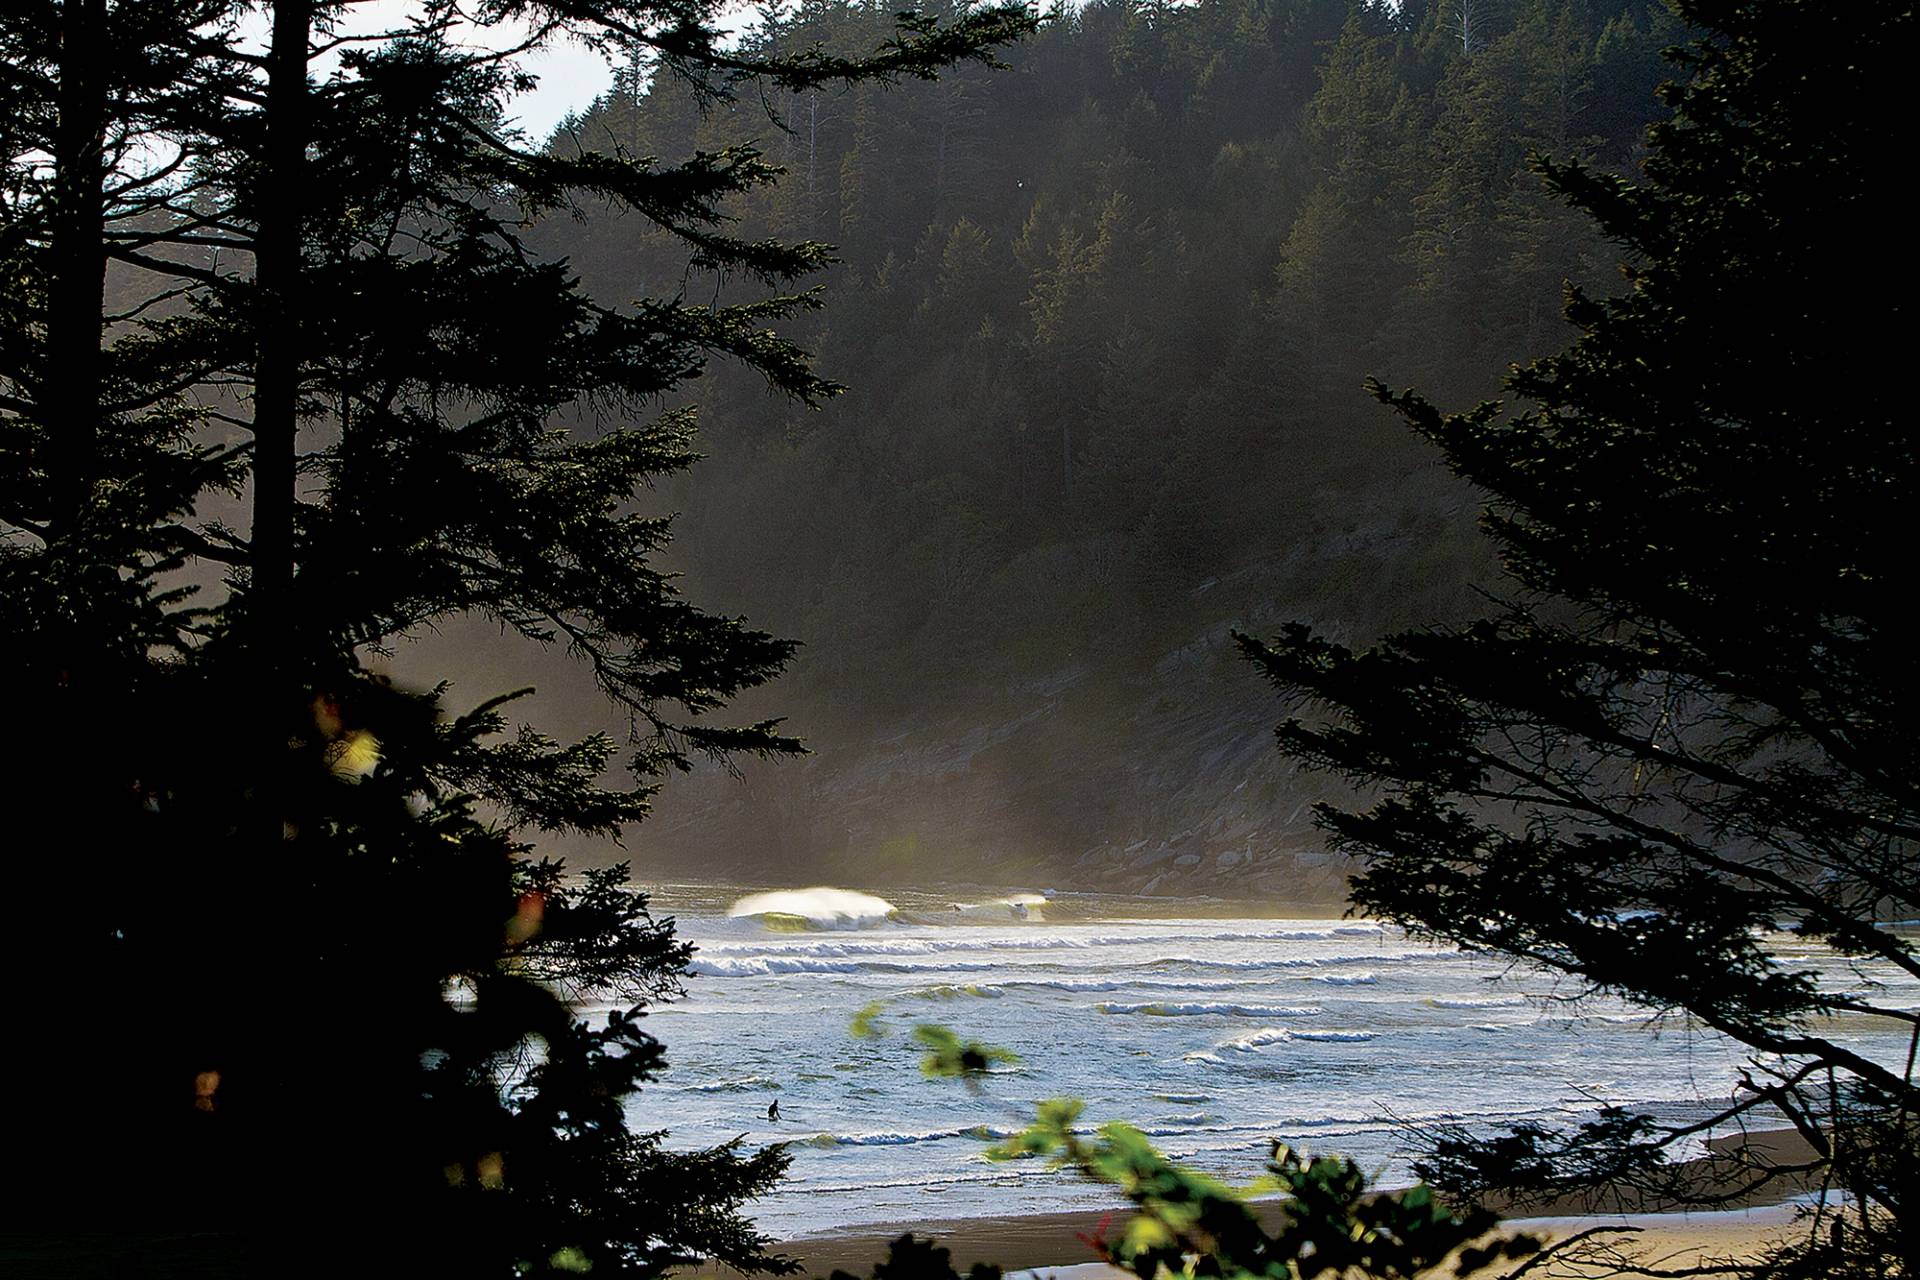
[248,0,311,870]
[252,0,310,679]
[46,0,108,549]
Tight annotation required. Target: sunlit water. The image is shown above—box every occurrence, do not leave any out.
[599,884,1917,1239]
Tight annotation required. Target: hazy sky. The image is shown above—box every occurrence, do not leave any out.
[348,2,618,138]
[244,2,618,141]
[499,34,616,139]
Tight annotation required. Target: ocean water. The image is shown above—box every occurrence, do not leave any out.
[606,884,1918,1240]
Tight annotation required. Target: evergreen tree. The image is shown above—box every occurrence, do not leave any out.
[1270,7,1420,418]
[2,0,1032,1272]
[1240,1,1915,1273]
[2,0,253,1241]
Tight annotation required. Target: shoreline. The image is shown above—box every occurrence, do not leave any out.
[773,1128,1820,1276]
[778,1204,1803,1278]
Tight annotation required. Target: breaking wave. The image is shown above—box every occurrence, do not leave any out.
[688,955,1003,977]
[726,887,898,930]
[935,893,1054,922]
[687,953,1433,980]
[1184,1025,1380,1062]
[700,926,1396,957]
[686,1075,780,1093]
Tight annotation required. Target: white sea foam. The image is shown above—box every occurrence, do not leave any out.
[1151,952,1461,973]
[702,926,1398,956]
[1552,1011,1662,1027]
[968,976,1289,996]
[1308,972,1379,985]
[688,951,1423,979]
[1218,1027,1298,1052]
[704,935,1085,957]
[1293,1029,1378,1041]
[1430,995,1530,1009]
[687,955,1003,977]
[941,893,1054,922]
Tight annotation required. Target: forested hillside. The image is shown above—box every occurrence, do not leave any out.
[512,0,1680,895]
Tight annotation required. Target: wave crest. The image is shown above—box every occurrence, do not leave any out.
[726,887,898,930]
[1184,1025,1380,1061]
[686,1075,780,1093]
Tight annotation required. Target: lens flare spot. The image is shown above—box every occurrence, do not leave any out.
[549,1245,594,1272]
[328,729,381,780]
[311,695,343,738]
[505,891,545,945]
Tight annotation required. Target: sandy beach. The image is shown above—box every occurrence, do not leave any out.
[0,1205,1803,1280]
[779,1203,1804,1278]
[775,1128,1820,1278]
[777,1205,1803,1278]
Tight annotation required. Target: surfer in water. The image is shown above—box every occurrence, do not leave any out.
[767,1099,780,1122]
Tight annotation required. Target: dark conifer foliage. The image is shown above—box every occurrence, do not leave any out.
[534,0,1679,882]
[1,0,1030,1273]
[1241,0,1915,1272]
